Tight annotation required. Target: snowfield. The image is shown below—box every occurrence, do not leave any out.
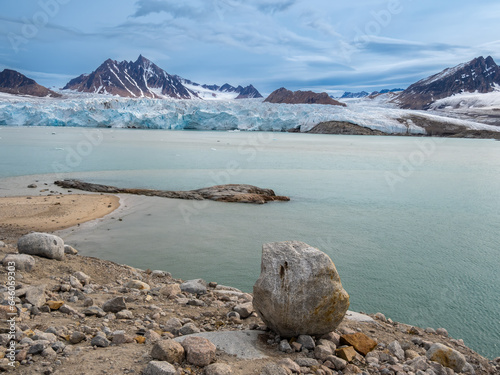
[0,92,499,134]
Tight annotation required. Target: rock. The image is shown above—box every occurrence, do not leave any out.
[102,296,127,313]
[180,322,200,335]
[64,245,78,255]
[233,302,254,319]
[112,330,134,345]
[46,300,64,310]
[28,183,37,188]
[143,361,177,375]
[374,312,387,321]
[116,310,134,319]
[290,342,302,352]
[260,363,289,375]
[69,275,83,289]
[278,358,301,373]
[180,279,207,295]
[427,343,466,372]
[326,355,348,370]
[28,340,49,354]
[17,232,65,261]
[425,327,437,334]
[72,271,90,285]
[314,344,333,361]
[252,241,349,337]
[279,339,292,353]
[58,304,81,316]
[388,340,405,361]
[25,285,46,308]
[336,346,357,362]
[405,349,420,360]
[436,328,449,337]
[126,280,151,290]
[164,318,183,334]
[1,254,36,272]
[83,306,106,317]
[160,284,181,297]
[90,334,110,348]
[0,241,5,247]
[204,363,233,375]
[181,336,216,367]
[297,335,315,350]
[340,333,377,356]
[69,331,86,344]
[145,330,162,344]
[294,358,319,367]
[322,331,340,346]
[151,339,185,363]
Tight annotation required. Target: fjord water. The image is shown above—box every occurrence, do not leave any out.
[0,127,499,358]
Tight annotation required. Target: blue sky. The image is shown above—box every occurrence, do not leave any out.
[1,0,500,96]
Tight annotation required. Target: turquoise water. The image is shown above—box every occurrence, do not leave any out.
[0,127,499,359]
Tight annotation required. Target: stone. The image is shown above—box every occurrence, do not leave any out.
[69,331,86,345]
[340,333,377,356]
[0,241,5,247]
[160,284,181,297]
[375,312,387,321]
[46,300,64,310]
[143,361,177,375]
[426,343,466,372]
[181,336,216,367]
[436,328,449,337]
[252,241,349,337]
[233,302,254,319]
[135,336,146,344]
[1,254,36,272]
[83,306,106,317]
[112,330,134,345]
[28,183,37,188]
[59,304,81,316]
[0,305,17,320]
[151,340,185,363]
[145,330,162,344]
[126,280,151,290]
[279,339,292,353]
[260,363,289,375]
[69,275,83,289]
[180,279,207,295]
[405,349,420,360]
[336,346,357,362]
[25,285,46,308]
[116,310,134,319]
[204,363,233,375]
[278,358,300,373]
[164,318,183,334]
[17,232,65,260]
[388,340,405,361]
[326,355,348,370]
[291,342,302,352]
[91,334,110,348]
[294,357,319,367]
[72,271,91,285]
[28,340,49,354]
[64,245,78,255]
[296,335,315,350]
[180,322,201,335]
[314,344,333,361]
[41,347,57,359]
[102,296,127,313]
[322,331,341,346]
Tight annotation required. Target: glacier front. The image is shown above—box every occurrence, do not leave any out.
[1,93,498,134]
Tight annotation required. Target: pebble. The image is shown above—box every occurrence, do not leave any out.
[90,334,110,348]
[296,334,315,350]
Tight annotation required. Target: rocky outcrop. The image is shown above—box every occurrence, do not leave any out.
[395,56,500,110]
[264,87,346,106]
[54,180,290,204]
[306,121,387,135]
[17,232,65,261]
[0,69,61,97]
[252,241,350,337]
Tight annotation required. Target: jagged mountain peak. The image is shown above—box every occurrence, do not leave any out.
[395,56,500,109]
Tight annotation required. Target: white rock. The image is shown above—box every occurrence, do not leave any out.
[18,232,65,260]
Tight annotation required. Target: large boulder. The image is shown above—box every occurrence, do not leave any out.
[427,343,466,372]
[253,241,349,337]
[1,254,36,272]
[17,233,64,261]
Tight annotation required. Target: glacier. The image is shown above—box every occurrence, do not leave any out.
[0,92,499,134]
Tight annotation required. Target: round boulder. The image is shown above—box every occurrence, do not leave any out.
[17,232,64,261]
[253,241,349,337]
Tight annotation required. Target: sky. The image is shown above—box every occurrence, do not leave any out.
[1,0,500,96]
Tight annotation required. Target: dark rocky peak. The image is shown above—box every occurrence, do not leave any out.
[0,69,61,97]
[264,87,346,106]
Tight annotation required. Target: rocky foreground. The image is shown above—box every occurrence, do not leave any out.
[54,180,290,204]
[0,235,499,375]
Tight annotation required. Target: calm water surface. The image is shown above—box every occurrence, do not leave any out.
[0,127,499,358]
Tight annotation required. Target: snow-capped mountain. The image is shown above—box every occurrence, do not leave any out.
[395,56,500,109]
[339,91,370,99]
[63,55,262,100]
[0,69,61,98]
[176,77,262,100]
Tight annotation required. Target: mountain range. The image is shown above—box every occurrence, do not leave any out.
[63,55,262,100]
[394,56,500,109]
[0,69,61,98]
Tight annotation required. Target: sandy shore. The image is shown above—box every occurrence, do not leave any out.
[0,194,119,243]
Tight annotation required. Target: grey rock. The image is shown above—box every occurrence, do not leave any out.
[425,327,437,334]
[181,336,217,366]
[180,279,207,295]
[295,357,320,367]
[277,358,301,373]
[41,346,57,359]
[116,309,134,319]
[102,296,127,313]
[388,340,405,361]
[64,245,78,255]
[252,241,349,337]
[69,331,86,344]
[436,328,449,337]
[233,302,254,319]
[462,362,476,374]
[427,343,466,372]
[326,355,347,370]
[164,317,183,334]
[25,285,46,308]
[314,344,333,361]
[151,339,185,363]
[72,271,90,285]
[27,183,37,188]
[51,341,66,353]
[204,363,233,375]
[296,335,315,350]
[17,232,65,260]
[0,241,5,247]
[83,306,106,317]
[28,340,49,354]
[112,330,134,345]
[279,339,292,353]
[143,361,177,375]
[59,304,81,316]
[69,275,83,289]
[180,322,201,335]
[1,254,36,272]
[90,334,110,348]
[260,363,289,375]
